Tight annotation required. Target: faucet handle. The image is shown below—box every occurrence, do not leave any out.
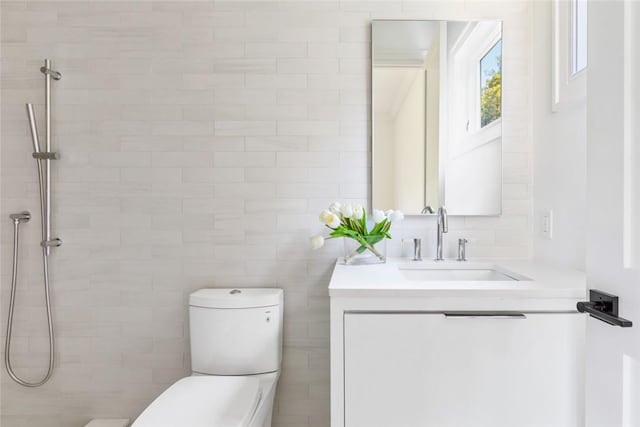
[457,238,468,262]
[402,237,422,261]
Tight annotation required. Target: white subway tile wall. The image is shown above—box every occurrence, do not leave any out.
[0,1,532,426]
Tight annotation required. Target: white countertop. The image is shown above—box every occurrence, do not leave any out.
[328,258,587,299]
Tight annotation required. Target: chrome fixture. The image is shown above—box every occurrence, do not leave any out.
[33,151,60,160]
[421,206,434,214]
[9,212,31,223]
[5,59,61,387]
[435,206,448,261]
[402,237,423,261]
[457,238,468,262]
[40,65,62,80]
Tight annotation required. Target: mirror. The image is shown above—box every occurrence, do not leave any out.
[372,20,503,215]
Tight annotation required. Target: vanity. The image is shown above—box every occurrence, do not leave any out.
[329,259,586,427]
[333,16,587,426]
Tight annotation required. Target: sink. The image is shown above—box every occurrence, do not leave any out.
[399,265,525,281]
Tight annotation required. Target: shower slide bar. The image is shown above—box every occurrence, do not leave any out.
[5,59,62,387]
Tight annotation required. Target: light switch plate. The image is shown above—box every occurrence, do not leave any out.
[541,210,553,240]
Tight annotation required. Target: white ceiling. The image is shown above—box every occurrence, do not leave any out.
[372,20,438,66]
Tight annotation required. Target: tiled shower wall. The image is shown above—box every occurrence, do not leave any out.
[0,1,532,426]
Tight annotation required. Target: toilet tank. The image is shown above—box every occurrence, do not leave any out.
[189,288,283,375]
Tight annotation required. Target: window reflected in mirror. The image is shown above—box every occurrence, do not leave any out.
[480,39,502,128]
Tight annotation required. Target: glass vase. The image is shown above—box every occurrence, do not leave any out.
[343,237,387,265]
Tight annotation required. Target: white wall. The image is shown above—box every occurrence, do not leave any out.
[424,31,440,209]
[446,138,502,214]
[373,114,394,209]
[393,70,426,213]
[373,68,425,212]
[444,21,503,215]
[532,0,587,270]
[373,67,426,213]
[0,2,533,426]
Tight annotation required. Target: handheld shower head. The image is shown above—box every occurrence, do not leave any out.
[26,103,41,153]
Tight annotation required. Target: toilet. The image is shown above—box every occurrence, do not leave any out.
[132,288,284,427]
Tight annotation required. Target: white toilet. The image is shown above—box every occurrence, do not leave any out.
[132,288,284,427]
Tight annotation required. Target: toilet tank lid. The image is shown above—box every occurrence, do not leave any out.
[189,288,283,309]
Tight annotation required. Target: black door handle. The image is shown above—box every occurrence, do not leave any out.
[577,290,633,327]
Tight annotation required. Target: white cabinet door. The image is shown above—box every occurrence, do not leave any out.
[344,312,584,427]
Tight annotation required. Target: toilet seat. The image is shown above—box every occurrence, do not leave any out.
[132,376,261,427]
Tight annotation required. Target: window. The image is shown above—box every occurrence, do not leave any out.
[450,21,502,140]
[480,39,502,127]
[571,0,587,74]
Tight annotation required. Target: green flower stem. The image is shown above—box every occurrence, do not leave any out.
[345,237,385,262]
[325,215,390,263]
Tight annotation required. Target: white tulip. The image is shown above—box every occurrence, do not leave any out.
[310,235,325,250]
[319,210,332,224]
[372,209,386,223]
[352,204,364,220]
[340,203,353,219]
[328,201,342,215]
[320,210,341,228]
[327,213,341,228]
[389,210,404,223]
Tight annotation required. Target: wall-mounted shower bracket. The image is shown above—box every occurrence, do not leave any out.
[41,238,62,248]
[9,212,31,223]
[40,66,62,80]
[32,152,60,160]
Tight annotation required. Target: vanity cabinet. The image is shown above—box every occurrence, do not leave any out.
[343,312,584,427]
[329,258,587,427]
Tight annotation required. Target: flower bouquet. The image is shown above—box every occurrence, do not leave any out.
[310,202,403,264]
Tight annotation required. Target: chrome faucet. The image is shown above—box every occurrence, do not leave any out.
[435,206,448,261]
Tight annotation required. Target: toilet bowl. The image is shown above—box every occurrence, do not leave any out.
[132,372,279,427]
[132,289,283,427]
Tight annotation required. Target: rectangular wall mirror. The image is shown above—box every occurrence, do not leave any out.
[372,20,503,216]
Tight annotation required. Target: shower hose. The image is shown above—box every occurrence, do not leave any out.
[4,157,55,387]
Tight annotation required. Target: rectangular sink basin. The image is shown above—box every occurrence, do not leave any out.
[400,267,521,281]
